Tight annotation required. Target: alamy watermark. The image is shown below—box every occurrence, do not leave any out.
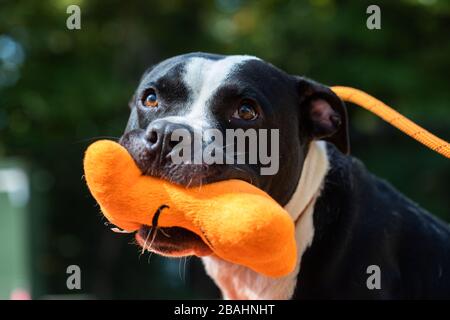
[366,264,381,290]
[366,5,381,30]
[66,265,81,290]
[169,128,280,176]
[66,5,81,30]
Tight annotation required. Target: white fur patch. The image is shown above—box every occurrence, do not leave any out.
[182,55,259,129]
[202,141,330,300]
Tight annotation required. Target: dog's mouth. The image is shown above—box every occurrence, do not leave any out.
[119,131,259,188]
[117,134,259,257]
[135,225,213,257]
[130,166,256,258]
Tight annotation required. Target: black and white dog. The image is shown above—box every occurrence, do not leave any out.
[119,52,450,299]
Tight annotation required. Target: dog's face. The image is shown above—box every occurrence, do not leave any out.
[119,52,348,256]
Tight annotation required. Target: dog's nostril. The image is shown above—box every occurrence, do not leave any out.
[148,130,158,144]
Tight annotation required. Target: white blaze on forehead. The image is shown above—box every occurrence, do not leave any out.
[182,55,259,130]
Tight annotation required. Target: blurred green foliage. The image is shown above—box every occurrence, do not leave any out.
[0,0,449,298]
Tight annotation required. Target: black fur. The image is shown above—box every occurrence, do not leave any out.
[294,144,450,299]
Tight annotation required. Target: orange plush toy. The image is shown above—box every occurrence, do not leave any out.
[84,140,297,277]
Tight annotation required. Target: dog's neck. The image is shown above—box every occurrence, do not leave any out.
[202,141,330,300]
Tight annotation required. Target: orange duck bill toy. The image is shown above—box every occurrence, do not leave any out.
[83,140,297,277]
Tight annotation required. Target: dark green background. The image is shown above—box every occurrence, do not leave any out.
[0,0,449,298]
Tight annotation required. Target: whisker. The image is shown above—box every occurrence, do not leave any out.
[178,258,183,281]
[220,143,235,150]
[140,227,152,255]
[145,227,159,264]
[148,227,159,248]
[183,256,187,283]
[160,228,171,238]
[186,177,194,188]
[147,250,153,264]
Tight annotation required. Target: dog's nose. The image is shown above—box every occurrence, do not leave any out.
[144,120,194,160]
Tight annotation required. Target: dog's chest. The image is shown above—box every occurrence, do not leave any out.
[202,256,299,300]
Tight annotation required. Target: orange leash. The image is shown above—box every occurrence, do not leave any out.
[331,86,450,159]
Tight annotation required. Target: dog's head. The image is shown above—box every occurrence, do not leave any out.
[119,52,349,256]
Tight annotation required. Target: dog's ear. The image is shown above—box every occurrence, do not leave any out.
[294,76,350,154]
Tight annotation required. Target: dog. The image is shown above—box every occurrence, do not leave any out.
[119,52,450,299]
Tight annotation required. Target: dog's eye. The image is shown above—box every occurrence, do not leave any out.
[232,100,258,121]
[142,89,158,108]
